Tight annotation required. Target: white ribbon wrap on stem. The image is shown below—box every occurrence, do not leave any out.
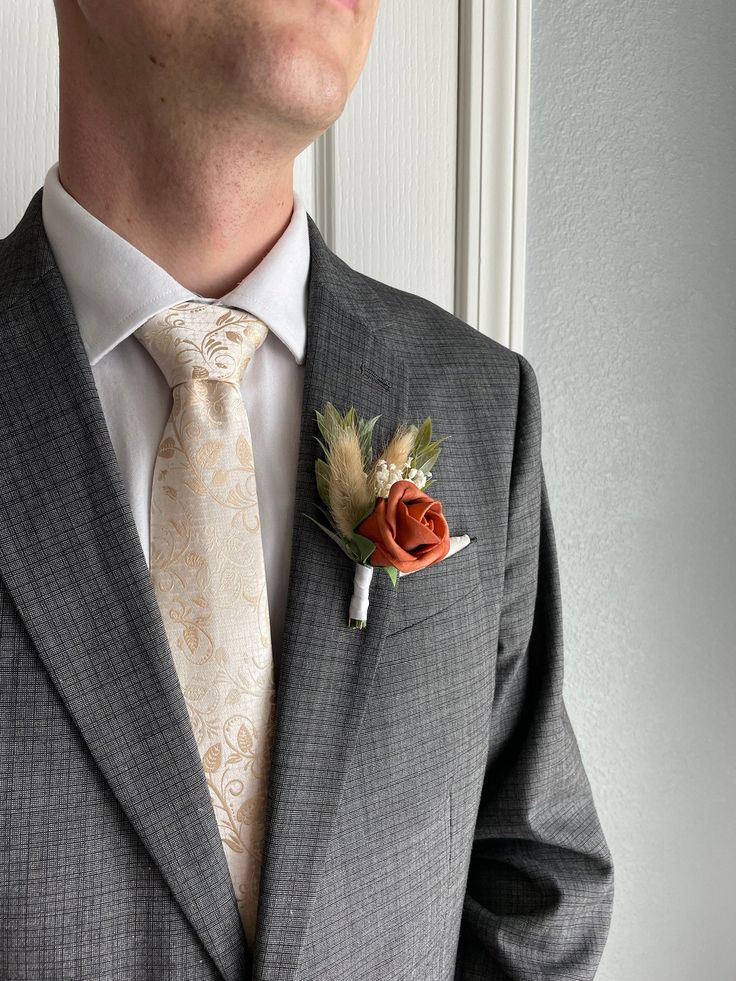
[349,563,374,623]
[348,535,472,626]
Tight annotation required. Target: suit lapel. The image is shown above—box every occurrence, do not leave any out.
[0,191,406,981]
[252,217,408,980]
[0,190,249,981]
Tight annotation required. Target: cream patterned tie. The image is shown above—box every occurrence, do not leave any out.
[134,300,276,948]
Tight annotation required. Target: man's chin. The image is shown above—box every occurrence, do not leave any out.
[262,97,346,153]
[258,64,350,138]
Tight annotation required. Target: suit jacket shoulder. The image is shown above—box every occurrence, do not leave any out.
[303,220,526,452]
[0,187,54,311]
[321,248,520,372]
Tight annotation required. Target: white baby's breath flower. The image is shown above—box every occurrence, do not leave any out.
[372,458,406,498]
[406,466,432,490]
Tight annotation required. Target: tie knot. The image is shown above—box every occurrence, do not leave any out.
[134,300,269,388]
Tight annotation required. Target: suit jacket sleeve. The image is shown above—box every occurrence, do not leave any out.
[454,352,614,980]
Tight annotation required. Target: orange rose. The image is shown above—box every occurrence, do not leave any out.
[356,479,451,573]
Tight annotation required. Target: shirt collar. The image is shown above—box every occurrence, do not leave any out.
[40,161,309,367]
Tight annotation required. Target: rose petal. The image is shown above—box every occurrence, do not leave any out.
[355,478,450,573]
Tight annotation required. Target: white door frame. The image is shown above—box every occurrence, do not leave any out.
[311,0,531,355]
[454,0,531,352]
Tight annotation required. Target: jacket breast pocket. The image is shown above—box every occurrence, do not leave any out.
[385,539,483,637]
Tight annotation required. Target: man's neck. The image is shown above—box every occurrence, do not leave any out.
[58,116,297,299]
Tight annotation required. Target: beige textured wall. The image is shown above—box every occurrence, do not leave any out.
[524,2,736,978]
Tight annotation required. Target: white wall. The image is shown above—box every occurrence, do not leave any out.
[329,0,458,313]
[0,1,59,218]
[525,2,736,979]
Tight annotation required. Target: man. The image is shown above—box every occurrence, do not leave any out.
[0,0,613,978]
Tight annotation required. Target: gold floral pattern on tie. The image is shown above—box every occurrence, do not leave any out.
[134,301,275,948]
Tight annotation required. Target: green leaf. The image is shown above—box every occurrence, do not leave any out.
[414,446,439,474]
[323,402,342,441]
[315,408,336,447]
[352,498,377,530]
[350,531,377,564]
[302,512,339,541]
[315,403,340,448]
[413,417,432,454]
[313,435,329,460]
[412,432,450,473]
[358,414,381,468]
[315,458,331,507]
[313,503,335,526]
[315,404,384,475]
[383,565,399,586]
[302,513,355,560]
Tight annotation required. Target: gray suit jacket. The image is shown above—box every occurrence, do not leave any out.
[0,188,613,980]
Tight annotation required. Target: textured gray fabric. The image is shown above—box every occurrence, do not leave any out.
[0,187,614,980]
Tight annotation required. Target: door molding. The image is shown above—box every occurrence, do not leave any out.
[454,0,531,352]
[310,1,531,354]
[312,125,336,253]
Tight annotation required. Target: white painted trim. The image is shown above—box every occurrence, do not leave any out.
[313,125,336,251]
[454,0,531,353]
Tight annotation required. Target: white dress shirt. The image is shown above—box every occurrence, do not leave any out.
[41,161,309,665]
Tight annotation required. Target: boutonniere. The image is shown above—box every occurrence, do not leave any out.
[302,402,471,628]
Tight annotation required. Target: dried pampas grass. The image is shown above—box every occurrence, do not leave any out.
[366,423,418,487]
[326,425,374,538]
[381,424,418,472]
